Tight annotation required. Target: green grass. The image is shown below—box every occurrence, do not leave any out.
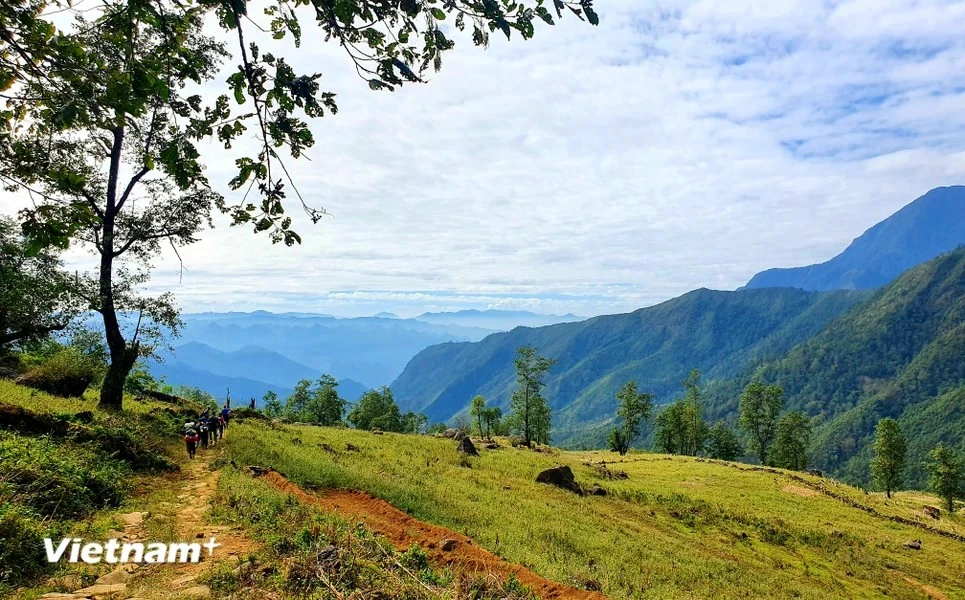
[203,465,538,599]
[225,422,965,600]
[0,378,193,594]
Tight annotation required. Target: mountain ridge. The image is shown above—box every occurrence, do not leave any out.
[744,185,965,291]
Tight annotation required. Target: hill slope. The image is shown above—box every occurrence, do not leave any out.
[744,185,965,291]
[718,248,965,486]
[392,287,869,441]
[225,420,965,600]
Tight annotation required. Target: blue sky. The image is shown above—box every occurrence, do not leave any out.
[4,0,965,318]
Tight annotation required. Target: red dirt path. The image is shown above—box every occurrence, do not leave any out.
[255,469,606,600]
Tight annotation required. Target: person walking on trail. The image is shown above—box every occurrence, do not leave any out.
[198,419,209,450]
[184,425,199,459]
[220,404,232,429]
[207,415,220,446]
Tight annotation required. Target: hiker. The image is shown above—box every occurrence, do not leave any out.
[249,398,256,410]
[198,419,209,450]
[184,426,199,459]
[220,404,232,429]
[217,414,226,438]
[207,415,220,445]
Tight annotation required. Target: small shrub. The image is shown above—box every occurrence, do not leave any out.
[400,544,432,572]
[16,348,99,398]
[0,502,50,587]
[0,433,131,519]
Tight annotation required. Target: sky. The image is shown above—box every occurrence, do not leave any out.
[4,0,965,319]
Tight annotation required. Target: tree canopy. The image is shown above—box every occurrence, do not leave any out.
[0,217,79,348]
[870,417,907,499]
[738,381,783,465]
[508,345,555,446]
[0,0,597,409]
[607,380,653,456]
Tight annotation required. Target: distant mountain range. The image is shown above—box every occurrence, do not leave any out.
[390,187,965,486]
[744,186,965,291]
[149,310,583,404]
[414,309,583,331]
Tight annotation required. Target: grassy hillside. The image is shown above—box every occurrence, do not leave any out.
[715,248,965,487]
[224,420,965,600]
[392,287,869,444]
[0,380,188,593]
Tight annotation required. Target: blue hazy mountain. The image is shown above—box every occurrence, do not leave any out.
[744,186,965,291]
[172,312,497,387]
[148,342,369,404]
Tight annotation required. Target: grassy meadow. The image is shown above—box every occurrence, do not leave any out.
[225,420,965,600]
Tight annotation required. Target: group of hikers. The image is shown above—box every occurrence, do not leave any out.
[183,404,232,459]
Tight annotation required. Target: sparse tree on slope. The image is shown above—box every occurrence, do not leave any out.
[263,391,283,419]
[680,369,708,456]
[470,395,486,437]
[607,380,653,456]
[401,411,429,434]
[739,381,784,464]
[285,379,313,421]
[482,406,503,439]
[509,345,555,446]
[770,412,811,471]
[654,401,687,454]
[926,443,964,513]
[1,0,598,411]
[304,375,346,426]
[871,418,907,498]
[706,422,743,461]
[348,386,402,432]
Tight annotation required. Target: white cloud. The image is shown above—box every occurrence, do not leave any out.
[3,0,965,317]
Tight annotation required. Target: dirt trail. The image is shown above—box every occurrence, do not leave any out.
[40,447,258,600]
[255,468,606,600]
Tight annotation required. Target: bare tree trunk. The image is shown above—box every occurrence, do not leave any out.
[97,126,135,411]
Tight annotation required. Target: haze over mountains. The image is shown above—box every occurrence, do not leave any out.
[148,310,582,402]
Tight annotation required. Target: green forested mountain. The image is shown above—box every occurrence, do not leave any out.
[392,287,870,441]
[393,249,964,488]
[715,248,965,487]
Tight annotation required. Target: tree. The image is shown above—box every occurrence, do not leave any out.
[347,386,402,432]
[925,443,964,513]
[607,380,653,455]
[654,402,686,454]
[263,391,283,419]
[401,411,428,434]
[470,395,486,437]
[770,412,811,471]
[706,422,743,461]
[679,369,708,456]
[871,418,907,499]
[303,374,346,426]
[482,406,503,439]
[508,345,555,446]
[285,379,314,421]
[0,217,79,348]
[738,381,784,464]
[1,0,598,411]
